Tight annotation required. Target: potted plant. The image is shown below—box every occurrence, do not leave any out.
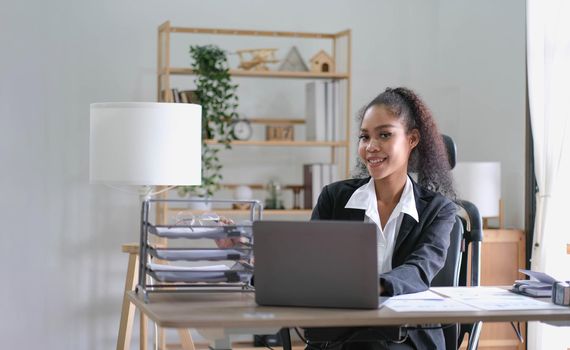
[177,45,239,202]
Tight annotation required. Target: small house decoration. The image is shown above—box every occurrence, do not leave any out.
[278,46,309,72]
[309,50,335,73]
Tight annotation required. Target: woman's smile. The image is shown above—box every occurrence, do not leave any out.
[366,156,387,168]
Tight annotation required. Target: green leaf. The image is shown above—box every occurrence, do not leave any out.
[189,44,238,197]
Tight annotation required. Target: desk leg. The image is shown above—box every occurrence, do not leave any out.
[158,328,165,350]
[117,252,139,350]
[120,244,196,350]
[140,313,147,350]
[178,329,196,350]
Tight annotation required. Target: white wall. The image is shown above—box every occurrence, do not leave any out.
[0,0,525,348]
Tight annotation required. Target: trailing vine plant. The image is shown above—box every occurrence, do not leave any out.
[177,45,239,198]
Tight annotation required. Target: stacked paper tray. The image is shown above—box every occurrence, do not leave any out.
[148,224,252,239]
[148,247,252,262]
[147,263,253,283]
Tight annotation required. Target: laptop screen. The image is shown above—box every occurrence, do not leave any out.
[253,220,380,309]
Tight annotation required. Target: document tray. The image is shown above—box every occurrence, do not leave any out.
[149,225,252,239]
[148,247,252,262]
[147,263,253,283]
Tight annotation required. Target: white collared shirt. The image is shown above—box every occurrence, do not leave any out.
[345,176,419,273]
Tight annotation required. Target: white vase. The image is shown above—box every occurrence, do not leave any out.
[186,196,213,211]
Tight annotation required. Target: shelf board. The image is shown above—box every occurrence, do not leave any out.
[166,208,312,216]
[169,26,339,39]
[249,118,305,125]
[205,140,347,147]
[221,183,303,190]
[163,68,349,80]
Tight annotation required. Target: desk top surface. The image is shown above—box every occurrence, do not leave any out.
[127,288,570,329]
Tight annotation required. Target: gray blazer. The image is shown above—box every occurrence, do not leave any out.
[310,177,457,350]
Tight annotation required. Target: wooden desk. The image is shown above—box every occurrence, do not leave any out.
[128,288,570,349]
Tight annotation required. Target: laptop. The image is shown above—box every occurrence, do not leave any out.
[253,220,379,309]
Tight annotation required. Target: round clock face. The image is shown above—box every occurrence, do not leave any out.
[231,119,253,140]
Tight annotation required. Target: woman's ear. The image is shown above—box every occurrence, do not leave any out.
[409,129,420,149]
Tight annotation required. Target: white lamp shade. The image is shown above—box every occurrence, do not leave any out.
[453,162,501,217]
[90,102,202,186]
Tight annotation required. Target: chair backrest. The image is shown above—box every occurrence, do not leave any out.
[432,135,484,350]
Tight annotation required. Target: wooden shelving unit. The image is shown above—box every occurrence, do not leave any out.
[157,21,351,218]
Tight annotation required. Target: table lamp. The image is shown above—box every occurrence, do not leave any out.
[89,102,202,197]
[453,161,502,228]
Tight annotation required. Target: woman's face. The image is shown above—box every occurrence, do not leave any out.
[358,104,419,182]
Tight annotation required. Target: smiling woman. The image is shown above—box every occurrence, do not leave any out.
[357,103,420,229]
[308,87,457,350]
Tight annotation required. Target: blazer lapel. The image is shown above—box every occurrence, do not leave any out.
[349,209,365,221]
[394,215,417,252]
[394,181,427,252]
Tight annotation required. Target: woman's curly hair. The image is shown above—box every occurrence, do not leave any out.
[354,87,456,200]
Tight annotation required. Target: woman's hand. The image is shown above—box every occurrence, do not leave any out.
[215,237,243,248]
[214,216,242,248]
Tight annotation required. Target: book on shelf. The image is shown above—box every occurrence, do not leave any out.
[305,81,326,141]
[179,90,200,104]
[305,80,343,142]
[324,81,332,141]
[179,91,189,103]
[172,88,180,103]
[303,163,339,209]
[334,80,345,142]
[160,89,200,104]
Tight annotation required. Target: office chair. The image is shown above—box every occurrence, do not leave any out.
[431,134,483,350]
[276,135,483,350]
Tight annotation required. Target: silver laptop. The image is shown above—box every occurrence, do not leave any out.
[253,220,379,309]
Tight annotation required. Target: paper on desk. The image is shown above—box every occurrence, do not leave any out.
[519,269,558,284]
[431,286,566,311]
[384,298,479,312]
[459,296,567,311]
[148,263,229,271]
[430,287,514,299]
[390,290,445,300]
[151,249,250,261]
[431,286,511,299]
[149,225,252,239]
[514,279,552,288]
